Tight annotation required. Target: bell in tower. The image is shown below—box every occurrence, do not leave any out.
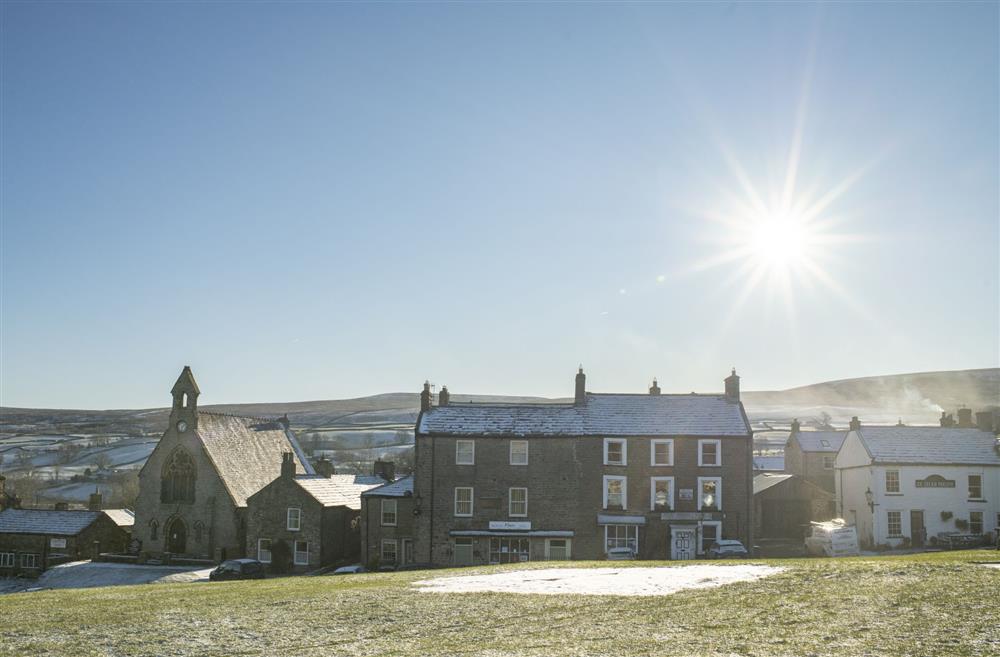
[170,366,201,432]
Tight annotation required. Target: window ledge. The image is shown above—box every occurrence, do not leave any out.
[884,493,904,496]
[967,498,987,503]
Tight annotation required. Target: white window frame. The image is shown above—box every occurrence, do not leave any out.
[257,538,272,563]
[969,511,984,535]
[454,487,474,516]
[287,507,301,531]
[0,552,14,568]
[455,440,475,465]
[697,476,722,510]
[968,474,983,500]
[603,525,638,553]
[20,553,38,569]
[885,470,900,494]
[698,439,721,467]
[650,439,673,466]
[699,521,722,555]
[381,539,398,564]
[650,476,675,511]
[603,475,627,509]
[603,438,627,465]
[510,440,529,465]
[822,455,835,470]
[509,487,528,517]
[887,510,903,537]
[381,499,398,526]
[544,538,571,560]
[294,540,309,566]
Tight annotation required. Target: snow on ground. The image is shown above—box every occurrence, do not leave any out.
[0,561,213,594]
[414,564,785,597]
[982,563,1000,570]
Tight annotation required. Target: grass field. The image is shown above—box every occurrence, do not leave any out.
[1,551,997,657]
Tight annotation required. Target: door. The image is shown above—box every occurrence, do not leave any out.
[454,538,474,566]
[910,510,925,547]
[166,518,187,554]
[401,539,413,565]
[671,527,696,560]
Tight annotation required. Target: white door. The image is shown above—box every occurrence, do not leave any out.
[401,539,413,565]
[671,527,696,560]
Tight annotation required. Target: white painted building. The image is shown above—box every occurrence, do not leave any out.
[836,426,1000,548]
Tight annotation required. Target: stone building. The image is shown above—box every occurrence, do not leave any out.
[245,454,386,572]
[783,421,846,493]
[132,367,314,561]
[407,368,753,565]
[0,508,130,575]
[753,473,835,540]
[360,474,415,568]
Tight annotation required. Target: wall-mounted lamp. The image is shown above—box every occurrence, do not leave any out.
[864,487,874,513]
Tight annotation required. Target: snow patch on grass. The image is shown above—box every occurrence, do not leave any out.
[414,564,785,596]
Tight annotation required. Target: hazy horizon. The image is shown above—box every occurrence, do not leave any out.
[2,3,998,409]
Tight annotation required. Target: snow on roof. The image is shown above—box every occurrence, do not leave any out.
[856,426,1000,465]
[418,393,750,437]
[753,456,785,471]
[753,473,795,495]
[362,475,414,498]
[102,509,135,528]
[294,475,388,510]
[196,412,315,507]
[793,431,846,453]
[0,509,102,536]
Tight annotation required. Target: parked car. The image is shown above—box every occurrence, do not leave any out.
[706,540,749,559]
[332,564,367,575]
[209,558,266,581]
[606,547,636,561]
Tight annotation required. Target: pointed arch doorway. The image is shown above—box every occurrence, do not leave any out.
[166,517,187,554]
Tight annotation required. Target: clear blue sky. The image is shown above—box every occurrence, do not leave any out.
[2,2,997,409]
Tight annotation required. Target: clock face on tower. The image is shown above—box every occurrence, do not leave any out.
[176,420,188,433]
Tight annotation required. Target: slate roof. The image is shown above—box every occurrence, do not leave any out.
[417,393,749,437]
[195,412,315,507]
[102,509,135,528]
[855,426,1000,465]
[753,473,794,495]
[0,509,102,536]
[362,475,414,498]
[793,431,846,453]
[295,475,387,510]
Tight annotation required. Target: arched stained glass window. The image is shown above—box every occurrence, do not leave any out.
[161,450,196,504]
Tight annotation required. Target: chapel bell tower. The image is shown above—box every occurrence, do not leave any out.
[170,366,200,432]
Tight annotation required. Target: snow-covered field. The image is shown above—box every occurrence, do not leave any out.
[414,564,785,597]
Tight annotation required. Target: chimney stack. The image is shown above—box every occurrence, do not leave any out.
[54,502,69,511]
[439,386,450,406]
[88,491,102,512]
[373,460,396,482]
[940,412,955,428]
[280,452,296,479]
[313,456,335,478]
[574,367,586,406]
[420,381,432,412]
[649,378,661,395]
[791,419,801,434]
[277,414,290,430]
[976,411,995,433]
[724,368,740,402]
[849,416,861,431]
[957,407,973,428]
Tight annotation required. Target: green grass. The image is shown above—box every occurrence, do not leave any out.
[1,551,998,657]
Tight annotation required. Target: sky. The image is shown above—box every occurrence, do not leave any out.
[1,2,997,409]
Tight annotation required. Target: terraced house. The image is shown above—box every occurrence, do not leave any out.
[406,368,753,565]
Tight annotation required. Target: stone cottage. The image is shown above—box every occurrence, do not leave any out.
[360,474,415,568]
[0,508,130,575]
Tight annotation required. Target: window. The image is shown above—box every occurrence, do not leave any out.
[970,511,983,535]
[193,521,204,543]
[0,553,13,568]
[698,440,721,466]
[545,538,571,560]
[294,541,309,565]
[510,440,529,465]
[454,487,474,516]
[887,511,902,537]
[455,440,475,465]
[287,508,301,531]
[604,438,626,465]
[381,499,397,526]
[149,520,159,541]
[489,537,530,564]
[698,477,722,510]
[381,539,398,564]
[509,487,528,517]
[20,554,38,569]
[604,525,638,553]
[823,456,835,470]
[257,538,272,563]
[650,477,674,511]
[700,522,721,554]
[885,470,900,494]
[603,475,627,509]
[651,439,673,466]
[453,538,474,566]
[160,450,196,504]
[968,474,983,499]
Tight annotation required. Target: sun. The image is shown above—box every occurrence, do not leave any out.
[746,209,810,272]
